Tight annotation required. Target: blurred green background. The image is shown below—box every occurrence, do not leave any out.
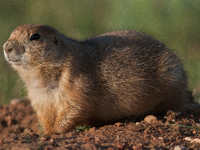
[0,0,200,104]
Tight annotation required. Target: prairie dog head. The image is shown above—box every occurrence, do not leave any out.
[3,24,65,69]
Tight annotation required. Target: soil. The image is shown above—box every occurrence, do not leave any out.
[0,100,200,150]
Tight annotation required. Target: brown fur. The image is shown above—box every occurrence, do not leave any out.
[3,24,197,134]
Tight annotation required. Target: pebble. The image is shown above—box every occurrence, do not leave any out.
[0,139,3,144]
[89,127,96,132]
[183,137,192,141]
[107,147,115,150]
[114,122,124,127]
[135,122,141,125]
[50,137,58,146]
[62,140,70,144]
[23,128,31,135]
[44,146,53,150]
[11,147,31,150]
[196,123,200,127]
[174,145,186,150]
[50,138,54,143]
[132,143,143,149]
[40,136,47,141]
[10,99,22,105]
[95,137,101,142]
[116,144,123,149]
[144,115,157,123]
[191,138,200,143]
[183,137,200,144]
[81,143,96,149]
[28,130,35,136]
[83,136,90,142]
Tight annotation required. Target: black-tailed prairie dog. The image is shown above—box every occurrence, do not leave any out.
[3,24,196,134]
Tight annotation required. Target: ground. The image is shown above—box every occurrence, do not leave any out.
[0,100,200,150]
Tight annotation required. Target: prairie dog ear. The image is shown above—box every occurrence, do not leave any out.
[53,35,59,45]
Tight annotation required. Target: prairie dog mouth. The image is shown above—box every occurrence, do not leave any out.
[8,59,21,65]
[3,50,21,65]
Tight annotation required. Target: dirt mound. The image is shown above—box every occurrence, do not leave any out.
[0,100,200,149]
[0,100,39,136]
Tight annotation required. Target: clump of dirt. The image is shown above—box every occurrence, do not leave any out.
[0,100,200,150]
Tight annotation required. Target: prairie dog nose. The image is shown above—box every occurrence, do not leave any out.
[3,42,13,53]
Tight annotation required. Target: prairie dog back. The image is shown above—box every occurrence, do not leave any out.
[3,24,193,134]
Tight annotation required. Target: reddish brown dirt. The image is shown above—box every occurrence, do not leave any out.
[0,100,200,150]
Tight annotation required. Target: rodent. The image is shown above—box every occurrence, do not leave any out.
[3,24,197,135]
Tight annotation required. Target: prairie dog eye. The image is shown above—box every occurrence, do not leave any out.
[30,33,40,40]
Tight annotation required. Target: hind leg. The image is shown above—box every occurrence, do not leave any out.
[151,88,193,115]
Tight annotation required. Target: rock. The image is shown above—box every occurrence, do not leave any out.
[23,128,31,135]
[144,115,157,123]
[183,137,192,141]
[116,144,124,149]
[0,139,3,144]
[83,136,90,142]
[81,143,96,149]
[89,127,96,132]
[50,138,54,143]
[40,136,47,141]
[196,123,200,127]
[158,137,164,140]
[95,137,101,142]
[44,146,53,150]
[132,143,143,149]
[174,145,186,150]
[107,147,115,150]
[115,122,124,127]
[11,146,31,150]
[135,122,141,125]
[28,130,35,136]
[10,99,22,105]
[191,138,200,143]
